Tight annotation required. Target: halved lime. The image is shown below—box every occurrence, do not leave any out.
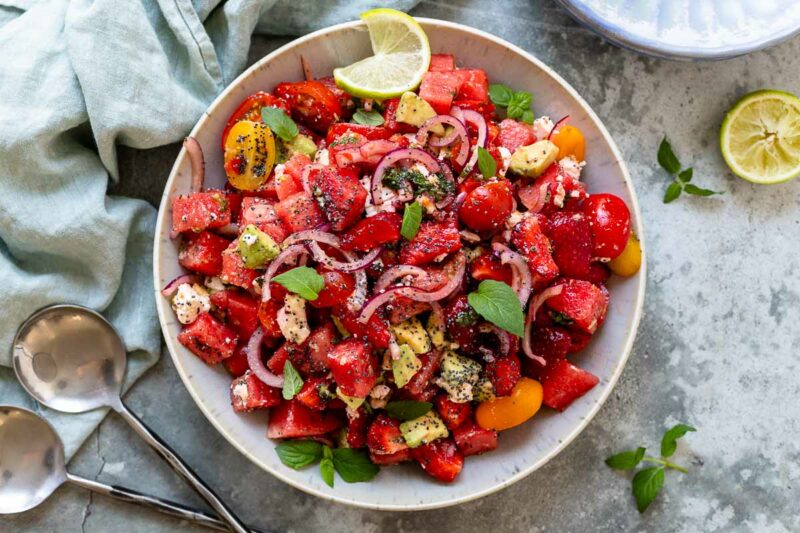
[720,90,800,184]
[333,8,431,100]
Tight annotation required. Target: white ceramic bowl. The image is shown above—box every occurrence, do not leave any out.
[154,18,646,510]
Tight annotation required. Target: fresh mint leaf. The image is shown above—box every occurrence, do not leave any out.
[684,184,721,197]
[521,109,534,124]
[272,266,324,300]
[657,137,681,174]
[467,280,525,337]
[489,84,514,107]
[477,146,497,179]
[352,108,384,126]
[507,91,532,120]
[385,401,432,421]
[320,446,335,487]
[261,106,298,141]
[678,168,693,183]
[663,181,682,203]
[401,201,423,240]
[332,448,379,483]
[605,447,646,470]
[660,424,696,458]
[275,440,323,469]
[632,466,665,513]
[282,360,304,400]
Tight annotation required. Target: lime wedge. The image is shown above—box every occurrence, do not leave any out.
[720,90,800,184]
[334,8,431,99]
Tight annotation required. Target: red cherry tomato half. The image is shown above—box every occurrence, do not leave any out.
[458,180,514,232]
[274,80,342,134]
[583,193,632,259]
[220,92,289,150]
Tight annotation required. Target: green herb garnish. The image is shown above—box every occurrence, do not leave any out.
[382,167,454,201]
[477,146,497,179]
[282,360,304,400]
[659,138,722,203]
[384,400,432,421]
[320,445,335,487]
[272,266,324,300]
[352,108,385,126]
[467,280,525,337]
[261,107,298,141]
[489,84,534,124]
[275,441,379,486]
[401,201,423,240]
[605,423,696,513]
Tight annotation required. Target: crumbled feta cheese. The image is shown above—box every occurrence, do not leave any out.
[277,294,311,344]
[370,384,391,400]
[418,195,435,214]
[533,116,555,140]
[506,210,524,229]
[498,146,512,176]
[171,283,210,324]
[314,149,330,166]
[204,276,226,293]
[553,182,566,208]
[434,377,474,403]
[361,176,396,217]
[241,232,257,246]
[232,381,249,403]
[411,162,431,177]
[559,155,585,180]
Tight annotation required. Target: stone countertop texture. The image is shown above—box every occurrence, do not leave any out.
[4,1,799,531]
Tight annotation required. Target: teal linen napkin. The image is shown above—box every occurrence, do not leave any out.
[0,0,418,459]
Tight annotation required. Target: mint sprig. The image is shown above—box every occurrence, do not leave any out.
[352,108,384,126]
[489,83,534,124]
[400,201,422,240]
[282,360,304,400]
[384,400,432,421]
[275,441,379,486]
[659,138,722,203]
[605,423,695,513]
[261,107,298,141]
[476,146,497,179]
[272,266,324,300]
[467,280,525,337]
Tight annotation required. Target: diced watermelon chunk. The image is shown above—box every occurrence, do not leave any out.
[540,359,599,411]
[497,118,536,152]
[258,296,285,339]
[209,290,260,339]
[339,212,402,252]
[295,376,335,411]
[399,218,462,266]
[326,338,378,398]
[238,196,289,244]
[429,54,455,72]
[307,166,366,231]
[411,438,464,483]
[266,343,289,375]
[485,353,521,397]
[367,414,408,455]
[346,406,371,448]
[419,71,463,114]
[471,251,513,284]
[511,214,559,289]
[275,154,312,200]
[452,421,498,457]
[177,313,238,364]
[369,448,412,465]
[435,394,472,430]
[454,69,489,103]
[267,399,343,439]
[332,305,391,349]
[274,192,325,233]
[545,278,609,334]
[172,190,231,234]
[230,370,281,412]
[178,231,230,276]
[220,241,259,289]
[223,343,250,377]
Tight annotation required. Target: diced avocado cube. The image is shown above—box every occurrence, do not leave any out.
[391,317,431,354]
[400,411,449,448]
[336,388,365,410]
[236,224,279,268]
[438,351,482,403]
[392,344,422,388]
[284,133,317,158]
[426,311,447,350]
[395,92,445,135]
[473,375,497,402]
[509,140,559,177]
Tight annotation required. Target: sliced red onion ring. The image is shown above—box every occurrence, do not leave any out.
[479,323,511,357]
[161,274,201,297]
[184,137,204,193]
[371,148,443,205]
[548,115,570,141]
[261,244,307,302]
[346,250,368,312]
[375,265,428,292]
[358,253,465,323]
[308,242,383,272]
[283,229,340,248]
[434,164,457,209]
[493,243,532,306]
[459,229,481,243]
[416,115,469,165]
[300,163,323,195]
[451,191,468,212]
[457,109,488,179]
[246,328,284,387]
[523,284,564,364]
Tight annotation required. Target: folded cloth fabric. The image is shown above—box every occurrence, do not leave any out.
[0,0,418,459]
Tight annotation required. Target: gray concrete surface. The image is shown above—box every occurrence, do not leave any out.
[5,1,800,531]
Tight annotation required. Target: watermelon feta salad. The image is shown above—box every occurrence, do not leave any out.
[163,54,639,485]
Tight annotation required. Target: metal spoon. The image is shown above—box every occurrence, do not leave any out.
[0,406,265,531]
[12,304,248,533]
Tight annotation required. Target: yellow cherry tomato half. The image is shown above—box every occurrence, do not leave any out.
[608,232,642,277]
[551,125,586,161]
[223,120,276,191]
[475,377,543,431]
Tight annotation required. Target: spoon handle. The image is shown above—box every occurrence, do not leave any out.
[66,473,269,532]
[113,401,249,533]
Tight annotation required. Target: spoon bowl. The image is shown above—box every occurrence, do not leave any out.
[0,406,66,514]
[12,305,126,413]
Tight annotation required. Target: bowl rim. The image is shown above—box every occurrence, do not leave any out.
[153,16,647,511]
